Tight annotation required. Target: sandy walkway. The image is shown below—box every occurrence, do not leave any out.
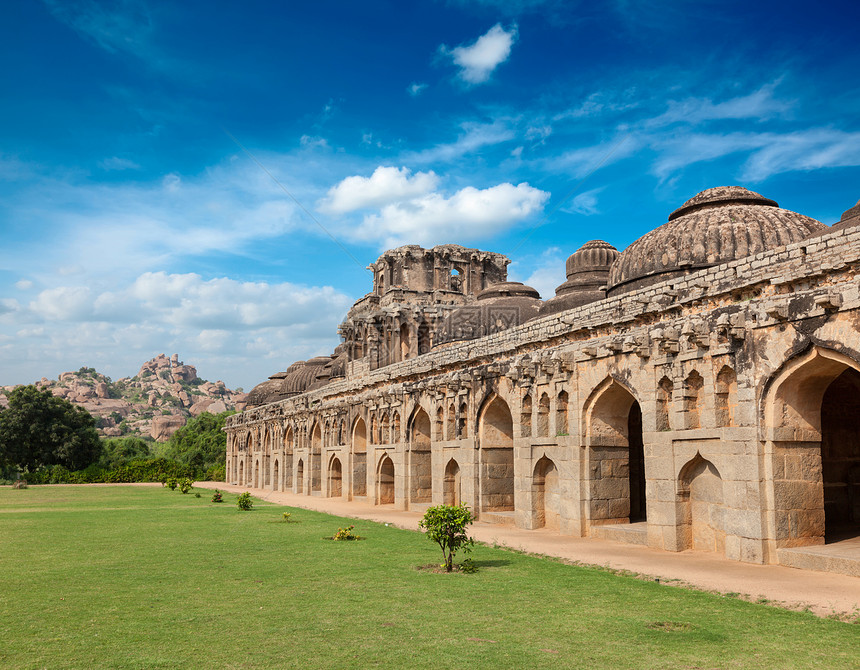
[195,481,860,619]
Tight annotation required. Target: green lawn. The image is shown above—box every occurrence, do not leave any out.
[0,485,857,669]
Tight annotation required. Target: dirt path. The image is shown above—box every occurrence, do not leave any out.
[196,481,860,619]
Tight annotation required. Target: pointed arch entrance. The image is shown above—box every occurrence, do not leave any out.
[351,417,367,497]
[377,455,395,505]
[679,454,725,553]
[585,379,645,525]
[533,456,561,530]
[443,459,461,506]
[273,459,280,492]
[296,458,304,494]
[329,456,343,498]
[409,407,432,504]
[764,347,860,545]
[478,395,514,513]
[310,423,322,492]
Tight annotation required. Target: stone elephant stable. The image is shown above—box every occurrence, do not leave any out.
[227,187,860,577]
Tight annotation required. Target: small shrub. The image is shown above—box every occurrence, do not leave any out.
[211,489,223,503]
[12,479,28,489]
[282,512,292,522]
[333,525,357,541]
[194,492,201,498]
[237,492,253,510]
[419,503,475,572]
[178,477,194,494]
[165,477,178,490]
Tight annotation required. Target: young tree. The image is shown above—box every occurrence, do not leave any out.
[419,503,475,572]
[0,385,101,472]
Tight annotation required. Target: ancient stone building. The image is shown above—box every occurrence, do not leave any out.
[226,186,860,576]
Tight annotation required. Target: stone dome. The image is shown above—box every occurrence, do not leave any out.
[283,357,331,395]
[245,378,285,408]
[477,281,543,321]
[607,186,827,295]
[540,240,619,317]
[832,198,860,231]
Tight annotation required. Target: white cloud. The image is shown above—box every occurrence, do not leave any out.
[15,280,33,290]
[441,24,518,85]
[563,188,603,216]
[99,156,140,171]
[300,135,329,149]
[4,272,352,389]
[320,166,439,214]
[404,119,515,163]
[510,247,565,300]
[354,182,549,248]
[408,82,428,97]
[739,129,860,182]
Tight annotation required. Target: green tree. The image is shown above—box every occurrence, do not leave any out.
[418,503,475,572]
[99,436,153,470]
[160,410,234,473]
[0,385,101,472]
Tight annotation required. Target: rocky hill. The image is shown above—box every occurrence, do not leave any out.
[0,354,247,442]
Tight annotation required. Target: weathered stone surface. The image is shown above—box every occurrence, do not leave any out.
[226,186,860,577]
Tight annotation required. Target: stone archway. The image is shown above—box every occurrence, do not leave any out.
[443,458,461,506]
[679,454,725,554]
[478,395,514,513]
[533,456,560,530]
[584,379,645,525]
[377,455,395,505]
[273,459,280,492]
[329,456,343,498]
[296,458,304,494]
[410,408,432,504]
[238,460,244,485]
[763,347,860,546]
[310,423,322,493]
[352,417,367,497]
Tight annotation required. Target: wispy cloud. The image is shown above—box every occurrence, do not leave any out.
[408,82,428,97]
[440,24,518,85]
[403,119,516,163]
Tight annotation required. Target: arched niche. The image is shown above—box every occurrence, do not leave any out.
[377,455,395,505]
[678,454,725,554]
[478,395,514,513]
[762,346,860,546]
[533,456,560,530]
[351,417,368,498]
[409,407,432,504]
[584,378,645,525]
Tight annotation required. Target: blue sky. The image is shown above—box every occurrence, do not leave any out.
[2,0,859,390]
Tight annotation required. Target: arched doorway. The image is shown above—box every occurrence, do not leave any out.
[479,395,514,513]
[329,457,343,498]
[352,417,367,497]
[310,423,322,493]
[764,347,860,546]
[679,454,725,554]
[273,459,280,492]
[533,456,560,530]
[410,408,432,504]
[238,460,244,485]
[585,379,645,525]
[283,427,294,491]
[443,459,461,505]
[377,455,395,505]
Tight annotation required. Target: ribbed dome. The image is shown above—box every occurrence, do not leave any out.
[565,240,620,277]
[539,240,618,317]
[245,379,285,408]
[608,186,826,295]
[476,281,541,301]
[282,357,331,395]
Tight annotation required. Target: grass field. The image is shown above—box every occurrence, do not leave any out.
[0,485,857,669]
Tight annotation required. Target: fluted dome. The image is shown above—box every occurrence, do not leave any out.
[245,378,285,408]
[608,186,826,295]
[540,240,618,317]
[565,239,620,277]
[477,282,543,321]
[283,357,331,395]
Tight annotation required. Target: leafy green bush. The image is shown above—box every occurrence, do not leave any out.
[419,504,475,572]
[23,458,195,485]
[178,477,193,494]
[282,512,291,522]
[211,489,223,503]
[204,462,226,482]
[237,492,253,510]
[165,477,178,490]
